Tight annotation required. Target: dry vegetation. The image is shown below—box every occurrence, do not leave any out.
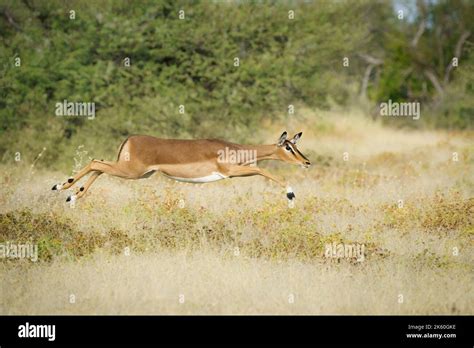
[1,110,473,314]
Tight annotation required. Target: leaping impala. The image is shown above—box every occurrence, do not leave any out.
[51,131,311,204]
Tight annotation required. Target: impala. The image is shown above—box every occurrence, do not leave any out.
[51,131,311,203]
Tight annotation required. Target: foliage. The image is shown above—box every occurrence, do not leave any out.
[0,0,472,169]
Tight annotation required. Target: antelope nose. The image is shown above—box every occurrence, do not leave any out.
[305,161,311,166]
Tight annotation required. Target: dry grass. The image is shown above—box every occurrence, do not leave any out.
[2,250,472,315]
[1,110,473,314]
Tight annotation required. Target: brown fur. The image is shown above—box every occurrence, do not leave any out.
[53,132,310,202]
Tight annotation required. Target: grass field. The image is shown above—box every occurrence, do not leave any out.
[1,110,473,314]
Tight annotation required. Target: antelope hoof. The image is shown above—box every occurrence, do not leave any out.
[286,187,295,200]
[66,195,77,203]
[52,183,63,191]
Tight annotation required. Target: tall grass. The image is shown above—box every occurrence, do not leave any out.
[1,110,473,314]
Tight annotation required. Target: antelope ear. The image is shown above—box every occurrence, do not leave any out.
[277,131,288,146]
[290,132,302,144]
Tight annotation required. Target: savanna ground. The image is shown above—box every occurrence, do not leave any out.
[0,110,473,314]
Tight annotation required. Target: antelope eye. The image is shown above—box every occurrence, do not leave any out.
[285,145,291,151]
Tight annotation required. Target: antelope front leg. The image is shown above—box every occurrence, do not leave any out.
[223,165,296,202]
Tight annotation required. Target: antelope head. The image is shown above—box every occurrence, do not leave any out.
[275,131,311,168]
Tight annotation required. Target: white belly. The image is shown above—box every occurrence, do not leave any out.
[163,172,227,183]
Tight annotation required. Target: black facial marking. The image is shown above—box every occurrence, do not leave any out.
[68,178,74,183]
[66,196,71,202]
[296,148,310,162]
[285,143,296,155]
[287,192,296,200]
[51,184,57,190]
[80,187,84,192]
